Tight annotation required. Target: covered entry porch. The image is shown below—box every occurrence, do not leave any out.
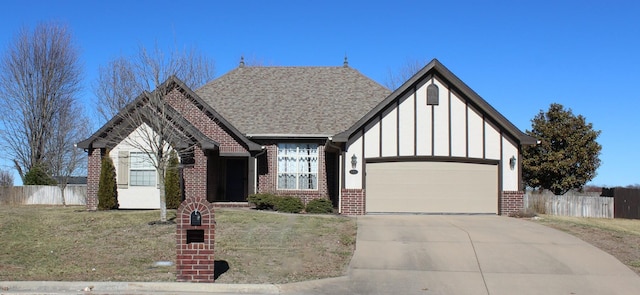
[205,150,255,203]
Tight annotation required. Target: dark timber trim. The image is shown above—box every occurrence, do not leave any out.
[430,78,435,156]
[396,98,400,156]
[448,84,452,157]
[366,156,499,165]
[465,101,469,158]
[482,115,487,159]
[378,113,383,158]
[360,130,366,188]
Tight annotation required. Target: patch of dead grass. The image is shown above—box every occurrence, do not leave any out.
[0,206,356,283]
[533,215,640,275]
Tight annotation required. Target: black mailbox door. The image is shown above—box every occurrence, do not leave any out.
[190,211,202,226]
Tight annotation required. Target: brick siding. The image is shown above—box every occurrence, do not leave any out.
[500,191,524,216]
[166,90,248,154]
[256,143,329,205]
[341,189,365,215]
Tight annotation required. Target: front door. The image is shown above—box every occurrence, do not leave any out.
[225,158,247,201]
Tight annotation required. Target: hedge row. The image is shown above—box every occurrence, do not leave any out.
[247,193,334,214]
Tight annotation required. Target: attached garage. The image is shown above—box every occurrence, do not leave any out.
[335,59,538,215]
[365,161,498,214]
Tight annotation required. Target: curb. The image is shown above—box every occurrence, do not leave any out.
[0,281,280,294]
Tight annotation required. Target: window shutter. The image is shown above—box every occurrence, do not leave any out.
[117,151,129,189]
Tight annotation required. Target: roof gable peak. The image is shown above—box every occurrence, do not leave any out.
[334,59,536,145]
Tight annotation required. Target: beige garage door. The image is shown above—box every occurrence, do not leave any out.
[366,161,498,214]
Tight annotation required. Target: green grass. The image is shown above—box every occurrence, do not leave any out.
[0,206,356,283]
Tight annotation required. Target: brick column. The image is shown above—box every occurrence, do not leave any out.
[86,148,102,211]
[176,148,215,282]
[341,189,366,215]
[500,191,524,215]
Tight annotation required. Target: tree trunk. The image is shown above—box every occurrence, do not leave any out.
[59,184,67,207]
[158,169,167,222]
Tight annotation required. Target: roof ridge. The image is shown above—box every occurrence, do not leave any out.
[237,65,352,69]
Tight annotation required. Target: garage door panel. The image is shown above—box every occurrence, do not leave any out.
[366,162,497,214]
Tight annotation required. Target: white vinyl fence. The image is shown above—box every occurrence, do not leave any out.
[0,185,86,205]
[524,192,613,218]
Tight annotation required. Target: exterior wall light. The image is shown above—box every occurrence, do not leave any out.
[349,154,358,175]
[509,156,517,170]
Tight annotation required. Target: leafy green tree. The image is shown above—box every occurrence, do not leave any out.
[522,103,602,195]
[97,151,118,210]
[23,164,56,185]
[165,151,182,209]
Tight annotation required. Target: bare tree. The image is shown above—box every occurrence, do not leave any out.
[49,98,89,206]
[0,169,13,187]
[94,43,215,221]
[94,43,215,122]
[0,22,83,182]
[384,58,427,90]
[94,57,141,123]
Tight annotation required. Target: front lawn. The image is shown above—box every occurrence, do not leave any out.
[0,206,356,283]
[533,215,640,275]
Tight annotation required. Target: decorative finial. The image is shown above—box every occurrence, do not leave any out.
[239,56,245,68]
[343,55,349,68]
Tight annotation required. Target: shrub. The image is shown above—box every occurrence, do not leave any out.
[165,151,182,209]
[24,164,56,185]
[97,152,118,210]
[248,193,278,210]
[275,196,304,213]
[306,198,334,214]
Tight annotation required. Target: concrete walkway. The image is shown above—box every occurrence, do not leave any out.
[281,215,640,294]
[3,215,640,294]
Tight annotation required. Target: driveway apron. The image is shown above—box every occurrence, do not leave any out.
[281,215,640,295]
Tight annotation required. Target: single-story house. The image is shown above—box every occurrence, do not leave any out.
[78,58,536,215]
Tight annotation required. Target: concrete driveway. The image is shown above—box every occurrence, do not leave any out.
[282,215,640,295]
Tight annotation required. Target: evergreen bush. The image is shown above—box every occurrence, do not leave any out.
[305,198,334,214]
[165,151,182,209]
[275,196,304,213]
[247,193,278,210]
[24,164,56,185]
[97,151,118,210]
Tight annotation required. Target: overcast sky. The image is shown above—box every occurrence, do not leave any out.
[1,0,639,187]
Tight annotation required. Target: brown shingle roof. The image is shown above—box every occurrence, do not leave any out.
[195,66,391,136]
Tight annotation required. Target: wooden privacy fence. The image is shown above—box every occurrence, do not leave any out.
[524,192,614,218]
[601,187,640,219]
[0,185,86,205]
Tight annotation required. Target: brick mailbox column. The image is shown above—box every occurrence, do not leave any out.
[176,149,215,282]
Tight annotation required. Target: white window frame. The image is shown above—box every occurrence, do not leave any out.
[277,143,319,190]
[129,152,157,187]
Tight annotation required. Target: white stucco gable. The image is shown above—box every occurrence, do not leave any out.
[110,124,162,209]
